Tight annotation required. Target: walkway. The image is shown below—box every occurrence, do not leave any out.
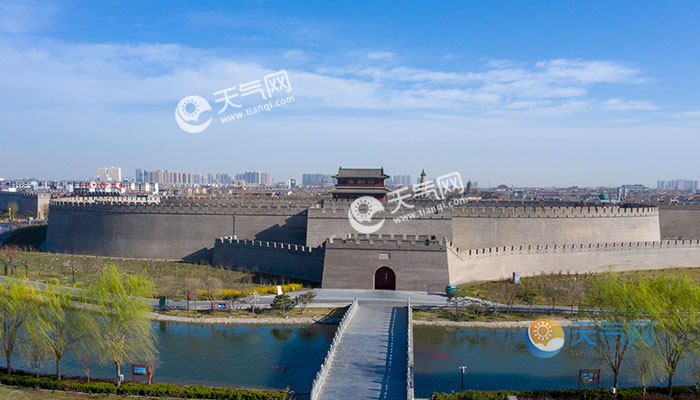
[316,301,408,400]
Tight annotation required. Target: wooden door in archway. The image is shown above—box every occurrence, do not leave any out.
[374,266,396,290]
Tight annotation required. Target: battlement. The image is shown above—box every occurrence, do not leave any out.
[49,199,308,215]
[164,198,321,209]
[448,239,700,260]
[452,205,657,218]
[308,206,451,219]
[325,233,447,250]
[0,191,50,199]
[51,196,160,205]
[214,236,322,254]
[659,204,700,210]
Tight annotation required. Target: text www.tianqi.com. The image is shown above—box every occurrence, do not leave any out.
[219,95,296,124]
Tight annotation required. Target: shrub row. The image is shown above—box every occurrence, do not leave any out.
[200,283,304,299]
[0,372,287,399]
[433,386,700,400]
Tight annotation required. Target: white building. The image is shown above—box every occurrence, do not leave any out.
[97,166,122,182]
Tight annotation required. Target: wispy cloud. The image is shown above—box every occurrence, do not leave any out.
[601,98,658,111]
[0,36,678,122]
[366,51,396,60]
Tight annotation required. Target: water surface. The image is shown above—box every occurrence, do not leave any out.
[414,326,695,398]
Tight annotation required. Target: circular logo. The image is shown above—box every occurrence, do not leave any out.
[348,196,385,234]
[175,95,212,134]
[525,318,565,358]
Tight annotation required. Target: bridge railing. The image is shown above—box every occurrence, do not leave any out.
[309,298,359,400]
[407,298,414,400]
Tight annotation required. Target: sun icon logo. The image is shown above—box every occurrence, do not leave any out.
[525,318,565,358]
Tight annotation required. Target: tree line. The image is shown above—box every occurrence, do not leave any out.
[0,265,155,386]
[448,272,700,396]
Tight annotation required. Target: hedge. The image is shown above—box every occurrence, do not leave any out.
[201,283,304,299]
[0,372,288,399]
[433,386,700,400]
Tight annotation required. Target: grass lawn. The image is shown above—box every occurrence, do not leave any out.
[159,306,347,320]
[0,385,160,400]
[412,307,587,323]
[454,267,700,308]
[0,250,312,300]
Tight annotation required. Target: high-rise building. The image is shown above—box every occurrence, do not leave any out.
[389,175,411,186]
[235,171,271,185]
[657,179,699,191]
[302,173,332,186]
[97,166,122,182]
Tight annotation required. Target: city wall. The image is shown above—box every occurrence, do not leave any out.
[658,205,700,239]
[321,235,450,291]
[306,205,452,247]
[45,200,308,261]
[211,237,324,282]
[0,192,50,219]
[451,206,660,249]
[447,239,700,285]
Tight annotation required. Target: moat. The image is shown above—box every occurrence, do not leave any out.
[1,323,696,396]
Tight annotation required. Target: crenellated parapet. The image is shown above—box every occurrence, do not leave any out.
[452,205,658,218]
[212,236,324,282]
[447,239,700,260]
[49,199,308,216]
[214,236,322,255]
[659,204,700,210]
[325,233,447,250]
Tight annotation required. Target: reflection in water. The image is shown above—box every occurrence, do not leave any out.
[414,326,694,398]
[2,322,335,392]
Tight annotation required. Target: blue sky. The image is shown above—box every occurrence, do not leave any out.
[0,0,699,186]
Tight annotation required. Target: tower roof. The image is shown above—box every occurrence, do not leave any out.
[332,167,389,179]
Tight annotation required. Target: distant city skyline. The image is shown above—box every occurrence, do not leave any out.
[1,1,699,186]
[3,164,699,190]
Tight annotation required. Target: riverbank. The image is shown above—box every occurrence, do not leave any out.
[152,312,341,325]
[152,306,346,325]
[413,319,581,328]
[0,371,287,400]
[0,249,313,300]
[433,386,700,400]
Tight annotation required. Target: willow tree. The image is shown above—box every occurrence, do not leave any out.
[37,282,83,379]
[89,266,157,386]
[587,272,643,396]
[0,279,33,372]
[23,287,50,378]
[639,274,700,395]
[71,306,103,382]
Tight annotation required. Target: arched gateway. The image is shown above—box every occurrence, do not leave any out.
[374,266,396,290]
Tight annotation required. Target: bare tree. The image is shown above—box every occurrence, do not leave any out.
[295,292,316,315]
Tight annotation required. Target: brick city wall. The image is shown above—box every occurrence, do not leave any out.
[658,205,700,239]
[306,204,452,247]
[45,200,308,261]
[0,192,50,219]
[211,237,324,282]
[451,206,660,249]
[447,239,700,285]
[321,234,450,291]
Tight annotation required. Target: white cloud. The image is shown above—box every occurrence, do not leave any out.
[601,98,658,111]
[0,1,57,34]
[0,36,663,122]
[282,49,307,62]
[366,51,396,60]
[671,109,700,118]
